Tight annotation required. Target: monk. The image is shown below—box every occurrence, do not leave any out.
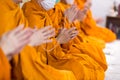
[23,0,107,79]
[0,25,33,80]
[50,0,108,78]
[47,0,107,70]
[59,0,107,66]
[74,0,116,42]
[59,0,105,49]
[0,0,77,80]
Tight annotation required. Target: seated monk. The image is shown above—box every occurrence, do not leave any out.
[0,25,33,80]
[62,0,105,49]
[0,0,76,80]
[59,0,107,68]
[74,0,116,42]
[48,0,107,71]
[22,0,107,79]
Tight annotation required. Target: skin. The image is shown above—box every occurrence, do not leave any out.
[37,0,44,6]
[0,24,33,60]
[57,27,78,44]
[29,26,56,46]
[13,0,23,4]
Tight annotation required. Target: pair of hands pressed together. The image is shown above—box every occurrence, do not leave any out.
[56,27,78,44]
[64,0,92,22]
[59,0,92,44]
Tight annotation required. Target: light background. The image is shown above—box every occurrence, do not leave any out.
[91,0,120,26]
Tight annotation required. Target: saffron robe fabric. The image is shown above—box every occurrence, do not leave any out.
[0,48,11,80]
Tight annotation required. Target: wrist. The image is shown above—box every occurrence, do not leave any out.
[0,45,12,61]
[85,2,91,8]
[56,37,61,44]
[28,42,35,47]
[0,45,9,56]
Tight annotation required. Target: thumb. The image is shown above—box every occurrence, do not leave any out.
[33,26,38,32]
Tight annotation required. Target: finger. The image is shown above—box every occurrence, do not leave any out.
[83,7,89,13]
[74,8,79,15]
[43,28,55,36]
[71,5,76,11]
[71,8,79,22]
[61,28,67,34]
[67,27,77,34]
[71,4,76,8]
[42,39,53,44]
[58,27,63,33]
[64,10,68,16]
[19,39,30,48]
[71,35,77,39]
[43,30,55,39]
[69,30,79,35]
[44,31,55,40]
[64,33,71,40]
[12,24,24,34]
[40,26,52,33]
[16,28,33,38]
[18,31,33,42]
[70,31,79,39]
[71,31,78,36]
[33,26,38,32]
[72,6,78,14]
[71,34,78,39]
[66,36,72,41]
[78,11,86,20]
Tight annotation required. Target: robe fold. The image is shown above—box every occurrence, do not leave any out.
[12,45,76,80]
[0,48,11,80]
[0,0,28,36]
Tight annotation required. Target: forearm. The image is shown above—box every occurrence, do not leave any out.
[0,46,12,61]
[0,41,13,61]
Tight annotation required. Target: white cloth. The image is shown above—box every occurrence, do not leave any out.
[40,0,56,11]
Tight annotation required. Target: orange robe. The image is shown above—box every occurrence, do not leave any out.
[0,48,11,80]
[75,0,116,42]
[12,45,76,80]
[0,0,76,80]
[22,0,106,79]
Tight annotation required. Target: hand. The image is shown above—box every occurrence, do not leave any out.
[84,0,92,9]
[95,17,103,23]
[64,5,79,23]
[0,24,33,60]
[75,10,86,21]
[29,26,55,46]
[65,0,74,5]
[56,27,78,44]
